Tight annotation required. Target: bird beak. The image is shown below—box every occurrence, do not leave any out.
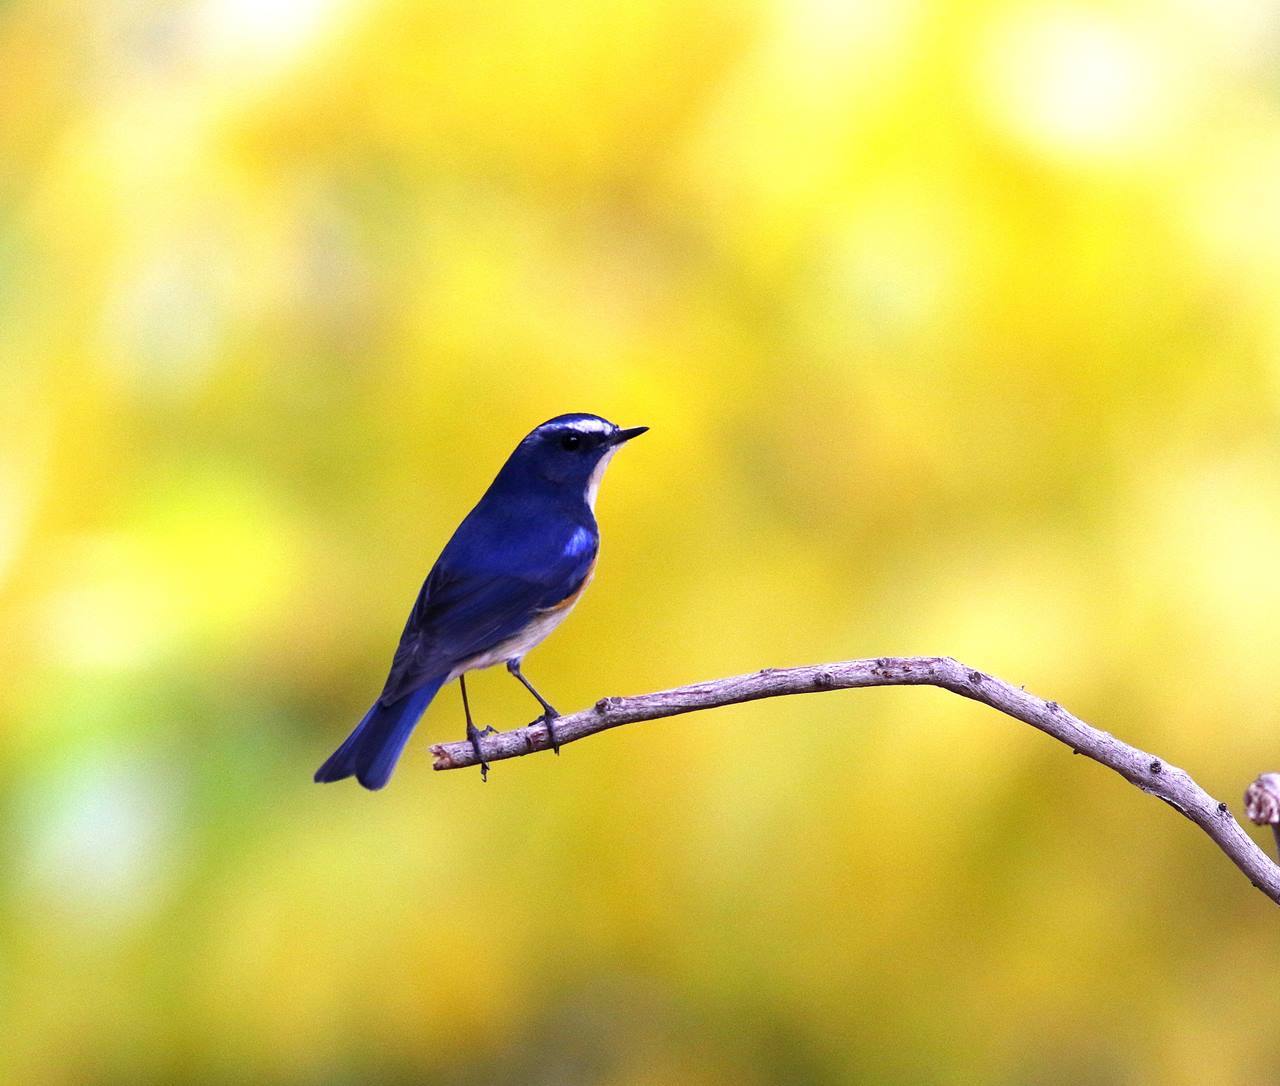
[611,426,649,445]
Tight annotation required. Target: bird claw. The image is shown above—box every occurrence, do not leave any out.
[539,711,562,755]
[466,722,496,781]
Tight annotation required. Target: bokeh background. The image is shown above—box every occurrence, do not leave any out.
[4,0,1280,1082]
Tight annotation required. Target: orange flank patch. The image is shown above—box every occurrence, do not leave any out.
[541,557,596,613]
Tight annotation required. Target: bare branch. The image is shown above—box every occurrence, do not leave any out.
[429,655,1280,906]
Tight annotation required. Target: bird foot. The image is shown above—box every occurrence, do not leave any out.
[467,722,497,781]
[538,711,562,755]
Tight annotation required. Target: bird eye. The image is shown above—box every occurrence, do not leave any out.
[560,433,582,451]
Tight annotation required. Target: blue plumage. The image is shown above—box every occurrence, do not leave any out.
[315,413,647,790]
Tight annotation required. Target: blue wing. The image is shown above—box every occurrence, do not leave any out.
[377,509,597,705]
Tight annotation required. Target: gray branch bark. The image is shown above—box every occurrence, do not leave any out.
[429,655,1280,906]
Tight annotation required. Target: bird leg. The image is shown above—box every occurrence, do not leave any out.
[507,659,561,754]
[459,674,495,781]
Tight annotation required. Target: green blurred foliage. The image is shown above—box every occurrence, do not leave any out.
[3,0,1280,1081]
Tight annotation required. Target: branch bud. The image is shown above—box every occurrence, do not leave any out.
[1244,774,1280,825]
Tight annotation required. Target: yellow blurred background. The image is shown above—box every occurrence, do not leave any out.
[4,0,1280,1081]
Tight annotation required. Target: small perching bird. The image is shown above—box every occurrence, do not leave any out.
[315,413,648,789]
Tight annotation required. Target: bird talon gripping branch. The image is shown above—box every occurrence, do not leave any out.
[540,713,562,755]
[466,721,491,782]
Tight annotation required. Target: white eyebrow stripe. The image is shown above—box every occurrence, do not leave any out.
[559,418,613,435]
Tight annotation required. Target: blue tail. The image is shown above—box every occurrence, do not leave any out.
[314,676,447,790]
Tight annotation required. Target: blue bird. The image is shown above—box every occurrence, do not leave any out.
[315,413,648,789]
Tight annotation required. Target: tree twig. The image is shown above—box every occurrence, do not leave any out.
[429,655,1280,906]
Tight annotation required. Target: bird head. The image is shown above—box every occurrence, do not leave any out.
[503,414,648,508]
